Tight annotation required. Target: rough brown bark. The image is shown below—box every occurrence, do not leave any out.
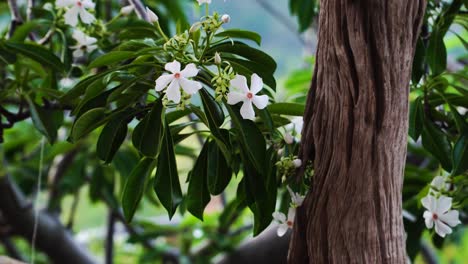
[289,0,426,263]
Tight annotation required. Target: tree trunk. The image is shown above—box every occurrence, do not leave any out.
[289,0,426,263]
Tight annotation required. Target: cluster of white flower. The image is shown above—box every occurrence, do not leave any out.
[272,186,305,237]
[421,175,461,237]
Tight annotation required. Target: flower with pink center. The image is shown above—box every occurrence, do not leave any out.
[155,60,202,103]
[227,74,269,120]
[272,207,296,237]
[421,194,461,237]
[56,0,96,26]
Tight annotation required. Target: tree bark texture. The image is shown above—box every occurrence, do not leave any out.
[289,0,426,263]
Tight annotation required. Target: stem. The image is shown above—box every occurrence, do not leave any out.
[105,210,115,264]
[155,23,169,41]
[7,0,22,37]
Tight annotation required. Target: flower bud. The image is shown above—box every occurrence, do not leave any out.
[214,52,222,64]
[293,159,302,168]
[221,14,231,24]
[146,7,159,23]
[43,3,54,11]
[277,148,284,156]
[284,132,294,145]
[190,22,202,33]
[120,5,134,16]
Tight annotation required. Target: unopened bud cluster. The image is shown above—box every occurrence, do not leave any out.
[164,32,190,52]
[212,65,235,101]
[276,156,302,182]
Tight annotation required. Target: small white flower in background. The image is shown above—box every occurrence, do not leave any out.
[227,74,269,120]
[431,175,450,192]
[197,0,212,5]
[287,186,304,207]
[56,0,96,27]
[190,22,202,33]
[272,207,295,237]
[146,7,159,23]
[221,14,231,23]
[284,132,294,144]
[155,60,202,103]
[285,116,304,136]
[421,194,461,237]
[59,77,76,88]
[214,52,222,65]
[120,5,134,16]
[292,159,302,169]
[70,30,97,58]
[43,3,54,11]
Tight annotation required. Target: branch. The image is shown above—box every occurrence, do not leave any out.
[0,175,96,264]
[105,210,115,264]
[7,0,23,37]
[0,236,24,261]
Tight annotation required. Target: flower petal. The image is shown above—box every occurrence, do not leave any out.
[87,44,98,53]
[64,7,79,27]
[423,211,434,229]
[421,195,436,212]
[435,196,452,215]
[439,210,461,227]
[250,73,263,94]
[179,78,202,95]
[180,63,199,78]
[155,74,174,91]
[165,61,181,74]
[56,0,75,8]
[79,8,96,24]
[230,74,249,93]
[277,224,289,237]
[434,220,452,237]
[72,49,84,58]
[82,0,95,9]
[85,36,97,45]
[227,91,245,105]
[272,212,286,223]
[72,29,86,43]
[252,94,268,109]
[240,101,255,120]
[166,79,181,103]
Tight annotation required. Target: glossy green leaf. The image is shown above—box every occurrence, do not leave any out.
[186,142,210,220]
[132,100,165,157]
[207,140,232,195]
[409,97,424,141]
[267,103,305,116]
[97,112,132,163]
[452,135,468,175]
[200,89,225,128]
[89,51,137,68]
[5,42,65,72]
[26,97,59,143]
[122,157,155,222]
[70,108,107,142]
[154,124,183,219]
[421,121,453,172]
[427,30,447,75]
[215,29,261,46]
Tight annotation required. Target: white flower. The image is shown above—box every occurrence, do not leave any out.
[292,159,302,168]
[284,132,294,144]
[287,186,304,207]
[421,195,461,237]
[221,14,231,23]
[431,176,450,192]
[272,207,295,237]
[227,74,269,120]
[56,0,96,27]
[285,116,304,136]
[214,52,222,65]
[197,0,212,5]
[120,5,134,16]
[70,30,97,58]
[155,61,202,103]
[146,7,159,23]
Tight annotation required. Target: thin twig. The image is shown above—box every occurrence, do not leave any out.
[105,210,115,264]
[0,236,25,261]
[7,0,23,37]
[27,0,34,21]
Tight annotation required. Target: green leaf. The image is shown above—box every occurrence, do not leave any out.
[421,121,453,172]
[154,124,183,219]
[186,142,211,220]
[26,97,60,143]
[122,157,156,222]
[409,97,424,141]
[449,105,468,133]
[412,38,425,84]
[132,100,165,157]
[427,30,447,75]
[70,108,107,142]
[97,112,131,163]
[200,89,224,128]
[267,103,305,116]
[215,29,262,46]
[452,135,468,175]
[5,42,65,72]
[207,140,232,195]
[89,51,137,68]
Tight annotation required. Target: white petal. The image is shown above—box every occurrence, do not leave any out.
[72,49,84,58]
[439,210,461,227]
[79,8,96,24]
[179,78,202,95]
[227,91,245,105]
[272,212,286,223]
[72,29,86,43]
[291,117,304,135]
[277,224,289,237]
[431,176,446,190]
[165,61,181,74]
[250,73,263,94]
[56,0,74,8]
[230,74,249,93]
[423,211,434,229]
[81,0,95,9]
[434,220,452,237]
[240,101,255,120]
[421,195,436,212]
[166,79,181,103]
[155,74,174,91]
[287,207,296,221]
[64,7,79,27]
[85,36,97,45]
[146,7,159,23]
[435,196,452,214]
[180,63,199,78]
[252,94,268,109]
